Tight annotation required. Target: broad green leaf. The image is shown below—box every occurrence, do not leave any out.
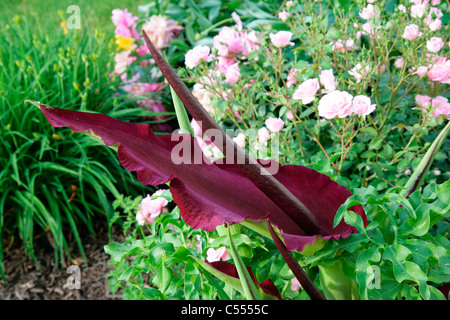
[318,260,360,300]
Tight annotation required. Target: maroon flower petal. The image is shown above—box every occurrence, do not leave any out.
[207,261,282,300]
[38,104,365,252]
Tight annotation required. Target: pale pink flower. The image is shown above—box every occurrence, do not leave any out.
[402,24,422,40]
[216,56,236,74]
[279,11,290,21]
[411,4,427,19]
[430,96,450,117]
[258,127,271,144]
[225,62,240,86]
[292,78,320,104]
[113,50,136,75]
[286,111,295,120]
[352,95,376,118]
[331,38,355,52]
[426,37,444,53]
[142,15,183,49]
[286,1,294,7]
[231,12,243,31]
[348,63,370,80]
[359,4,375,20]
[286,68,302,88]
[398,4,407,12]
[233,132,246,148]
[415,94,432,108]
[191,119,203,137]
[428,19,442,31]
[290,278,301,291]
[265,117,285,133]
[431,0,441,5]
[185,46,212,69]
[413,66,429,77]
[427,57,450,83]
[192,83,215,114]
[319,69,337,93]
[136,190,169,225]
[206,246,230,263]
[269,31,295,48]
[394,57,404,68]
[425,7,443,25]
[318,90,353,119]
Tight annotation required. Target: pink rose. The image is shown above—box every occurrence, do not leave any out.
[331,38,355,52]
[206,246,230,263]
[428,19,442,31]
[411,4,427,19]
[258,127,271,144]
[185,46,212,69]
[402,24,422,40]
[286,68,302,88]
[413,66,429,77]
[225,62,240,86]
[348,63,370,80]
[359,4,375,20]
[286,111,295,120]
[292,78,320,104]
[415,94,432,108]
[426,37,444,53]
[394,57,404,68]
[352,95,376,118]
[265,117,285,132]
[431,0,441,5]
[290,278,301,291]
[427,57,450,83]
[279,11,290,21]
[233,132,246,148]
[142,15,183,49]
[318,90,353,119]
[269,31,295,48]
[136,190,169,225]
[319,69,337,93]
[430,96,450,117]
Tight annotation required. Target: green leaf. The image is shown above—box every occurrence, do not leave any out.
[104,241,148,262]
[318,260,359,300]
[226,225,263,300]
[401,121,450,197]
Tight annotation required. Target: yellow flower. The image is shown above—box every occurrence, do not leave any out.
[115,35,135,51]
[60,21,68,34]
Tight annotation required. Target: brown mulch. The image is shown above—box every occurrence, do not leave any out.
[0,221,125,300]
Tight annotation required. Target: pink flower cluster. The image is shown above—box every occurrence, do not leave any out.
[112,8,139,39]
[292,69,337,104]
[136,190,169,225]
[185,13,260,89]
[399,1,443,32]
[318,91,376,119]
[415,94,450,117]
[414,56,450,84]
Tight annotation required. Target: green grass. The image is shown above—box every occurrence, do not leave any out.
[0,1,158,280]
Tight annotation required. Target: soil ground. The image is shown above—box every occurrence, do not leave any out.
[0,221,124,300]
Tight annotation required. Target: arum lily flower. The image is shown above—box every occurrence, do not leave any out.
[32,31,366,254]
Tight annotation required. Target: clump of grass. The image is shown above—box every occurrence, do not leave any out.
[0,13,156,280]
